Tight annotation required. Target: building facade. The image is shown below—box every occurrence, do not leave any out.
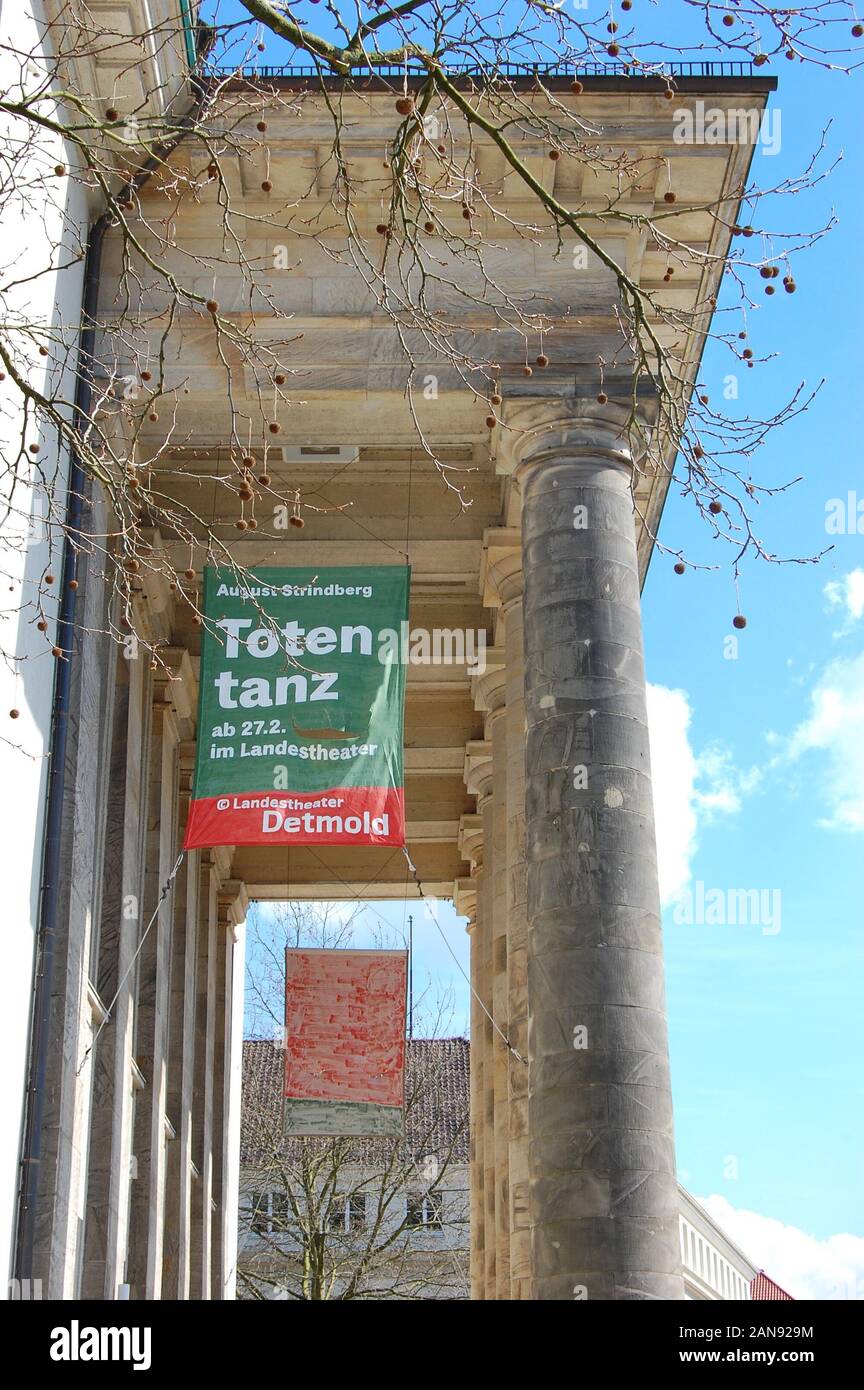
[0,4,780,1300]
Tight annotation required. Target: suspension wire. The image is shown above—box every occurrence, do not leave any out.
[76,849,187,1075]
[400,846,527,1066]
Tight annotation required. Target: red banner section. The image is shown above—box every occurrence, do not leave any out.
[284,949,408,1135]
[184,785,405,851]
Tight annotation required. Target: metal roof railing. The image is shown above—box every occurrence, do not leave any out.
[211,59,757,83]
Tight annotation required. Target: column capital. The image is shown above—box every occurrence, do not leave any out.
[458,814,484,871]
[481,528,523,611]
[464,740,494,803]
[453,877,478,927]
[494,397,650,479]
[472,649,506,716]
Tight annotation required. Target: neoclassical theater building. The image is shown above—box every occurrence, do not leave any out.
[1,1,777,1298]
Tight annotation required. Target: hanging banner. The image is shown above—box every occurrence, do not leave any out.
[184,565,409,850]
[283,948,408,1137]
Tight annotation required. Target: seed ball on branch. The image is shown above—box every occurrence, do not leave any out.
[123,558,140,573]
[549,149,561,161]
[148,411,158,421]
[258,473,271,486]
[699,394,709,404]
[608,21,618,33]
[54,164,66,176]
[274,373,286,385]
[239,486,253,501]
[693,444,704,459]
[206,298,219,313]
[207,162,219,179]
[268,421,280,434]
[759,266,772,279]
[607,43,620,57]
[39,345,49,356]
[192,613,202,626]
[733,614,747,630]
[423,221,435,233]
[536,354,549,367]
[52,646,63,658]
[742,226,755,237]
[674,562,686,575]
[663,89,675,101]
[141,370,152,381]
[289,514,305,529]
[68,578,78,590]
[570,80,584,94]
[376,223,388,234]
[256,120,267,132]
[105,107,119,122]
[664,191,676,204]
[395,97,414,116]
[235,518,247,530]
[28,443,39,455]
[596,392,608,404]
[709,500,723,515]
[37,620,47,632]
[490,393,502,406]
[522,365,533,377]
[44,573,55,584]
[785,49,795,60]
[784,280,797,293]
[722,13,735,25]
[854,24,864,38]
[765,285,775,295]
[184,568,195,580]
[742,348,753,359]
[128,475,140,488]
[485,415,497,428]
[247,517,258,530]
[261,179,272,192]
[754,54,769,66]
[621,0,632,8]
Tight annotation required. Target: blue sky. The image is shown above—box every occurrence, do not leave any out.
[223,2,864,1291]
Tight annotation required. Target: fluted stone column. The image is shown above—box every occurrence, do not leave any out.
[482,530,531,1298]
[464,741,495,1298]
[506,401,683,1301]
[473,655,509,1297]
[455,874,481,1298]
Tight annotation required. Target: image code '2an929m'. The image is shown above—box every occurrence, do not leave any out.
[183,565,410,850]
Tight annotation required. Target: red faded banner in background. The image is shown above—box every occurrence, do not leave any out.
[283,948,408,1137]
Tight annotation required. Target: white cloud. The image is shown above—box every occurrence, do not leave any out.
[646,684,758,907]
[825,568,864,629]
[783,650,864,832]
[696,1194,864,1300]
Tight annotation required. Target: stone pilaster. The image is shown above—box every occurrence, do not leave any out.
[472,654,510,1298]
[454,875,480,1299]
[482,529,530,1299]
[463,740,495,1299]
[500,400,684,1301]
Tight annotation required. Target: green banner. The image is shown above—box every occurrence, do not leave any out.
[184,566,409,849]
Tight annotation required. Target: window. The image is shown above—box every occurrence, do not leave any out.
[425,1190,443,1229]
[326,1198,347,1231]
[348,1193,366,1231]
[250,1192,269,1236]
[271,1191,292,1233]
[406,1191,443,1230]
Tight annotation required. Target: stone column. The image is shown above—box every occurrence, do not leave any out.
[455,852,482,1298]
[505,401,683,1301]
[473,655,510,1298]
[463,742,495,1298]
[482,530,531,1299]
